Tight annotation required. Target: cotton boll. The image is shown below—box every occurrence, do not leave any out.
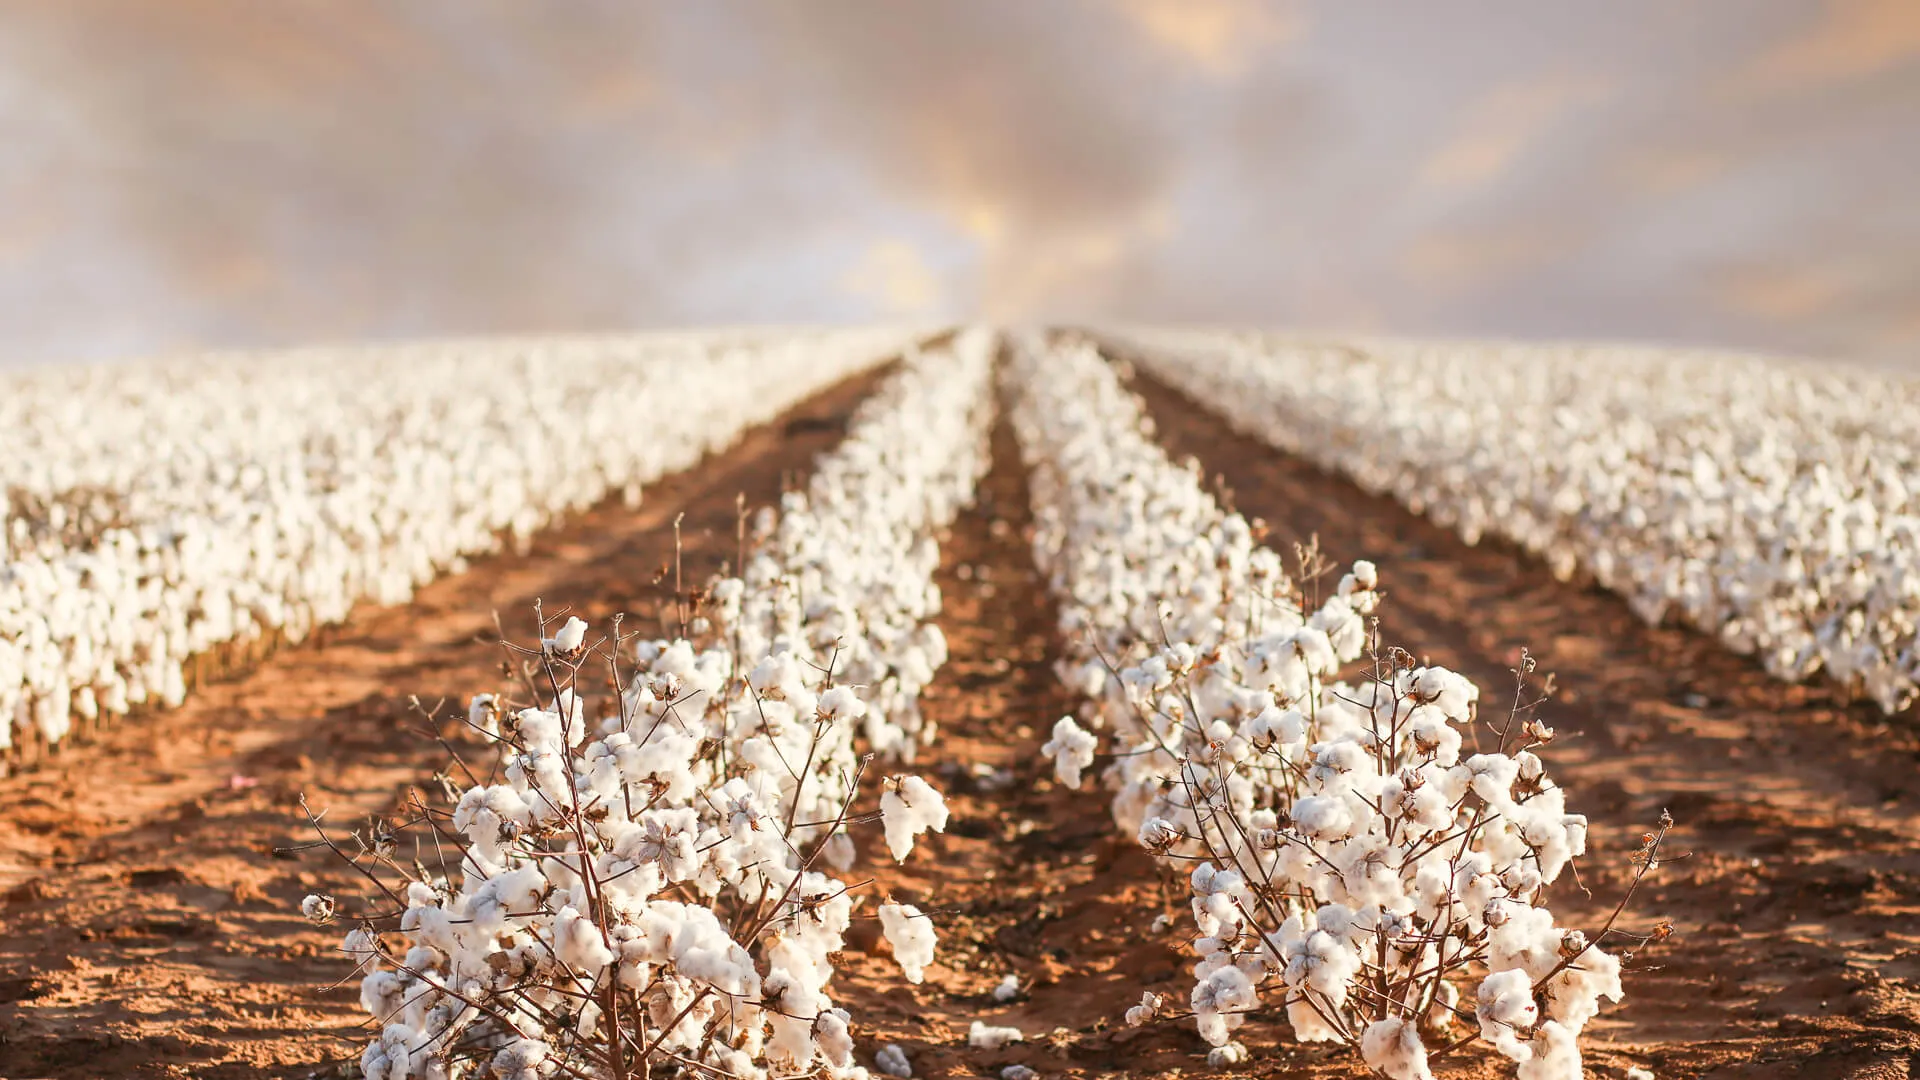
[1516,1020,1581,1080]
[1002,1066,1037,1080]
[1206,1041,1250,1067]
[993,974,1022,1002]
[815,1008,857,1070]
[553,905,615,973]
[818,685,868,723]
[301,893,337,924]
[468,693,500,737]
[1041,715,1098,788]
[545,615,588,656]
[879,903,937,983]
[1477,968,1539,1063]
[969,1021,1024,1050]
[875,1044,913,1077]
[880,775,949,861]
[1360,1017,1433,1080]
[1191,964,1257,1046]
[1125,990,1162,1026]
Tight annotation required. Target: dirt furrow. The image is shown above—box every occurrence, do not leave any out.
[1125,364,1920,1079]
[829,412,1245,1080]
[0,364,890,1080]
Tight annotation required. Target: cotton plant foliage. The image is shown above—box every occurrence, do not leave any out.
[1006,334,1652,1079]
[0,328,923,752]
[301,329,997,1080]
[1104,326,1920,713]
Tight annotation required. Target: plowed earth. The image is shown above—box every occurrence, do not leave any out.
[4,355,1918,1080]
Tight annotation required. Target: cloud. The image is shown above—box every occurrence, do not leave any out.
[1416,76,1612,192]
[0,0,1914,368]
[1732,0,1920,94]
[1112,0,1302,78]
[841,240,947,318]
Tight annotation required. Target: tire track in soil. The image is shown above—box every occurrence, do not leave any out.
[829,413,1361,1080]
[1118,360,1920,1080]
[0,362,894,1080]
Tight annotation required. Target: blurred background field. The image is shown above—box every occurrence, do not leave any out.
[0,0,1914,368]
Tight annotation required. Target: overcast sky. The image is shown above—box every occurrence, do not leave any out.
[1,1,1915,367]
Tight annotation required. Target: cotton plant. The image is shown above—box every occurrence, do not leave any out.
[293,331,1000,1079]
[1006,335,1669,1078]
[1,326,928,755]
[1103,325,1920,713]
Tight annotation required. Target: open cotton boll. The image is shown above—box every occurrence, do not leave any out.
[1361,1017,1433,1080]
[880,775,949,861]
[1040,715,1098,788]
[879,903,937,983]
[1125,991,1163,1026]
[545,615,588,655]
[968,1021,1024,1050]
[993,974,1021,1002]
[1003,1065,1038,1080]
[875,1043,914,1078]
[1207,1042,1250,1068]
[1516,1020,1582,1080]
[1477,968,1540,1063]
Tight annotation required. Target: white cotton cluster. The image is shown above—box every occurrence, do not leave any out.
[0,327,922,755]
[968,1021,1024,1050]
[1002,1065,1038,1080]
[1105,326,1920,713]
[993,974,1022,1002]
[875,1043,914,1077]
[1005,335,1622,1080]
[879,903,938,984]
[880,775,951,862]
[315,331,999,1080]
[1040,715,1097,789]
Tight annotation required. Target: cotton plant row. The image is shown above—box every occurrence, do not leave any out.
[1006,334,1651,1080]
[1101,326,1920,713]
[302,329,997,1080]
[0,327,923,753]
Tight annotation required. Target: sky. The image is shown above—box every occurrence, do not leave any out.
[0,0,1915,367]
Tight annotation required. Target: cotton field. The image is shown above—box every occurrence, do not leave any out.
[1,326,1913,1080]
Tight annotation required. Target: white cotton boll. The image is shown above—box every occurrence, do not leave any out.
[1476,968,1539,1063]
[875,1044,913,1078]
[1041,715,1098,788]
[993,974,1021,1002]
[1003,1066,1037,1080]
[1206,1041,1249,1067]
[1516,1020,1581,1080]
[879,903,937,983]
[1191,963,1257,1046]
[1290,794,1354,840]
[301,893,336,924]
[491,1037,551,1080]
[1361,1017,1433,1080]
[968,1021,1024,1050]
[545,615,588,655]
[1125,991,1162,1026]
[880,775,949,861]
[554,905,615,973]
[342,927,382,966]
[815,1008,856,1070]
[818,684,868,722]
[468,692,500,736]
[1627,1068,1655,1080]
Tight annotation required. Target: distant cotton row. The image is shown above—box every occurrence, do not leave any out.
[1007,334,1621,1079]
[0,328,919,754]
[1108,328,1920,713]
[326,330,994,1080]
